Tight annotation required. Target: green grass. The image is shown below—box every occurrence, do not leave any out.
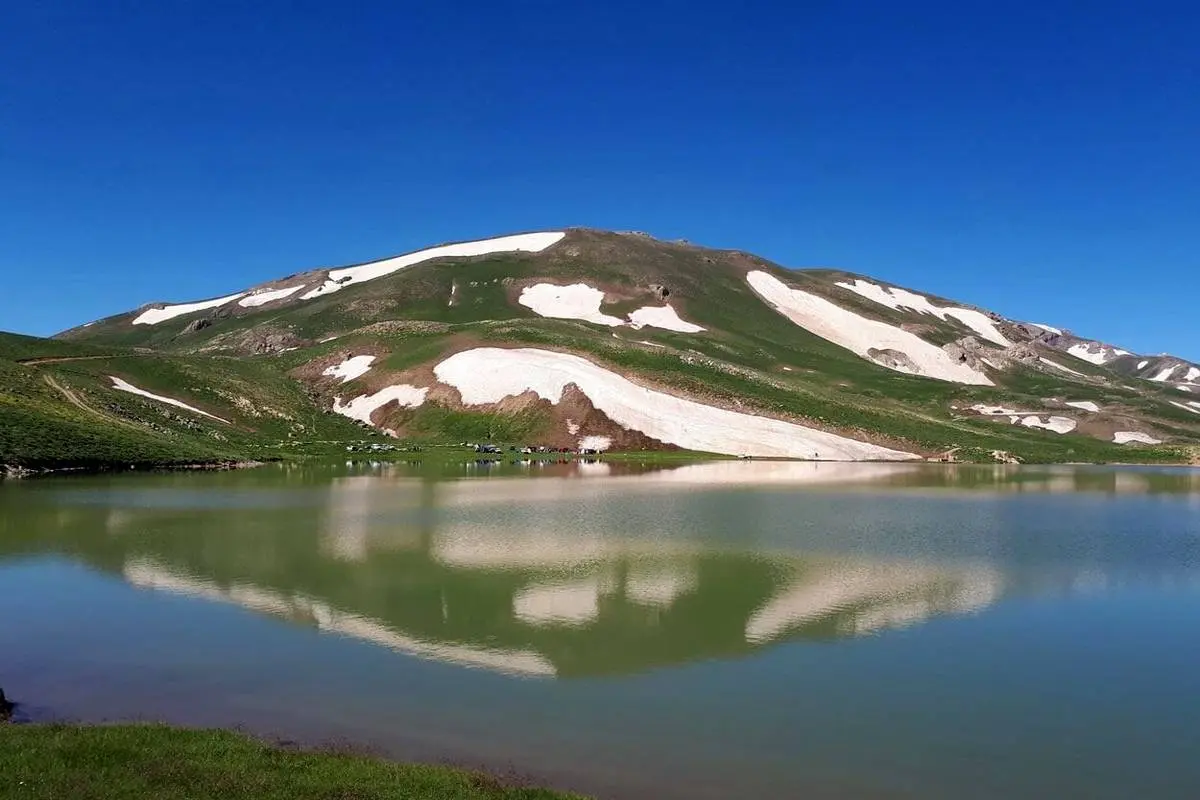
[0,723,583,799]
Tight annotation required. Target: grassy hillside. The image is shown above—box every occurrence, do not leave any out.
[6,230,1197,469]
[0,332,368,471]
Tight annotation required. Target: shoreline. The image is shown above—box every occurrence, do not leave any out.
[0,720,586,799]
[4,452,1198,481]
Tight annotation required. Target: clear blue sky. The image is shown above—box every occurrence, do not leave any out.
[3,1,1197,358]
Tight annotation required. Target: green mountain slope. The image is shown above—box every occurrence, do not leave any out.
[5,229,1198,469]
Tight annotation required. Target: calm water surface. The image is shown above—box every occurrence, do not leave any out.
[1,460,1199,799]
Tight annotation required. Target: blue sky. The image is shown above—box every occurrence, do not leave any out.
[3,1,1197,358]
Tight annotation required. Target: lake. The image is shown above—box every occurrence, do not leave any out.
[1,460,1198,799]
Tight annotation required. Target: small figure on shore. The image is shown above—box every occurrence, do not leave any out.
[0,687,13,721]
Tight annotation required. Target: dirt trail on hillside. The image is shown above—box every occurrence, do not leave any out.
[17,355,123,366]
[41,374,144,432]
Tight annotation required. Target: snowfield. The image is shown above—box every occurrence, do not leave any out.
[434,347,918,460]
[1114,431,1162,445]
[1033,323,1063,335]
[109,376,228,422]
[520,282,705,332]
[1137,360,1149,370]
[518,283,624,326]
[747,272,992,385]
[970,404,1076,433]
[835,278,1011,346]
[302,232,565,300]
[1187,367,1200,383]
[627,305,705,332]
[322,355,375,384]
[1067,343,1131,365]
[1170,401,1200,416]
[333,384,428,425]
[238,285,305,307]
[1021,416,1077,434]
[1065,400,1101,412]
[132,292,247,325]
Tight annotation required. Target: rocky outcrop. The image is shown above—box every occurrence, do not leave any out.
[868,348,920,372]
[648,283,671,300]
[1001,343,1040,364]
[942,336,987,370]
[180,317,212,334]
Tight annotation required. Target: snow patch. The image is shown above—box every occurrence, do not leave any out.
[520,283,704,333]
[1137,360,1149,370]
[627,305,705,333]
[518,283,624,326]
[322,355,375,384]
[1170,401,1200,416]
[301,231,565,300]
[578,435,612,452]
[1065,400,1100,412]
[132,292,247,325]
[1114,431,1162,445]
[434,348,918,460]
[238,285,305,307]
[835,278,1011,346]
[971,404,1025,416]
[109,376,229,423]
[1067,343,1130,365]
[1186,367,1200,383]
[1020,416,1077,434]
[333,384,428,425]
[1040,357,1085,377]
[1151,365,1179,382]
[1033,323,1063,335]
[748,272,992,385]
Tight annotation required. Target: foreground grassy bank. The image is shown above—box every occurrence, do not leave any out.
[0,724,585,799]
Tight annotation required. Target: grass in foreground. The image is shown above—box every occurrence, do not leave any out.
[0,724,585,800]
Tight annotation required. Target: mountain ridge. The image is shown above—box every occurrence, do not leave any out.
[4,228,1198,470]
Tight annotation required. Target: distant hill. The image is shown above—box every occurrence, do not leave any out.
[5,228,1199,471]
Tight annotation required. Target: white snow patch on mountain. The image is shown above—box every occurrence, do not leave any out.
[1065,400,1100,412]
[520,283,704,333]
[333,385,428,425]
[1033,323,1063,335]
[132,292,247,325]
[109,376,229,422]
[1137,360,1149,370]
[322,355,375,384]
[627,305,705,332]
[1040,358,1085,377]
[1020,416,1077,434]
[578,435,613,452]
[1067,343,1130,365]
[1114,431,1162,445]
[748,272,992,386]
[434,347,919,460]
[835,278,1011,346]
[1186,367,1200,382]
[238,285,305,307]
[1152,365,1179,382]
[301,232,566,300]
[971,404,1027,416]
[518,283,624,326]
[1170,401,1200,416]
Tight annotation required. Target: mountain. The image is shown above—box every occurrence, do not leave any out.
[5,228,1200,471]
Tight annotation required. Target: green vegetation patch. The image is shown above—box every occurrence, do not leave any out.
[0,723,584,800]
